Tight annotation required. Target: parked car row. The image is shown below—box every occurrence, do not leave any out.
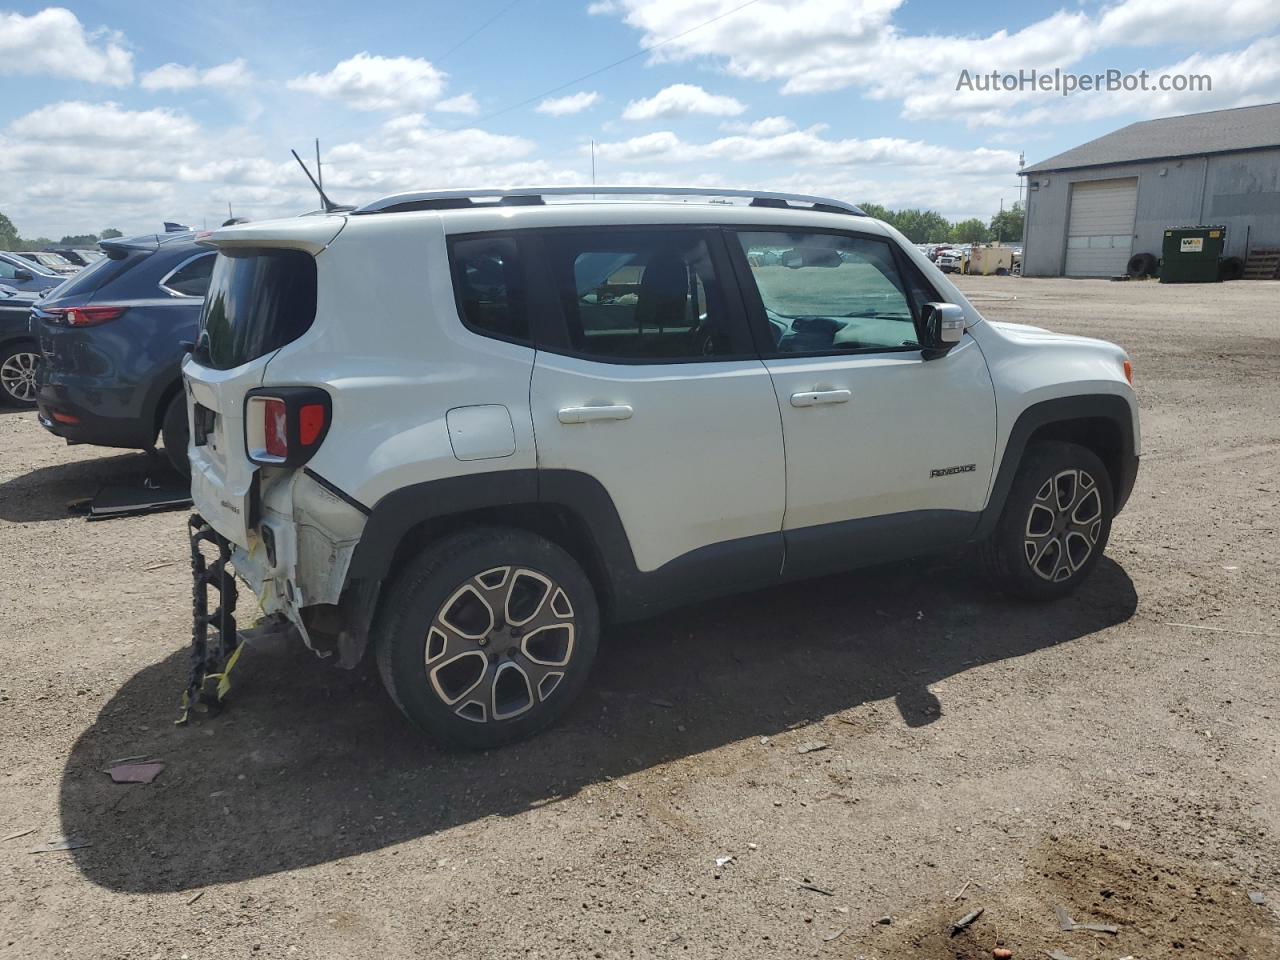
[0,250,65,295]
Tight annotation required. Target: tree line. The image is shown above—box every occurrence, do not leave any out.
[0,211,121,252]
[858,202,1025,245]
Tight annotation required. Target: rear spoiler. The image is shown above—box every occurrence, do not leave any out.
[99,236,161,260]
[202,215,346,256]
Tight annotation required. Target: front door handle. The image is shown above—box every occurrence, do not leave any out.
[790,389,851,408]
[557,404,634,424]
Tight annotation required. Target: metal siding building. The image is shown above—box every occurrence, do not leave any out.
[1019,102,1280,277]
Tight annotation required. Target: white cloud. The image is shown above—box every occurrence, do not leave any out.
[0,7,132,84]
[287,52,448,111]
[721,115,796,136]
[907,35,1280,128]
[603,0,1280,126]
[436,93,480,114]
[141,58,252,91]
[622,83,747,120]
[587,1,618,13]
[0,103,583,239]
[8,101,199,145]
[593,125,1017,175]
[537,90,602,115]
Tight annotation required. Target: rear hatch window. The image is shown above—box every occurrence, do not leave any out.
[199,248,317,370]
[49,250,146,300]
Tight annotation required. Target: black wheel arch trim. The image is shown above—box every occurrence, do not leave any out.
[343,468,781,626]
[971,393,1138,541]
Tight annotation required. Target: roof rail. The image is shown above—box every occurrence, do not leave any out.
[352,186,865,216]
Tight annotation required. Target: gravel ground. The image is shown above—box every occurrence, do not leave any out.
[1,275,1278,960]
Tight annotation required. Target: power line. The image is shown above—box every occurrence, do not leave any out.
[468,0,766,124]
[437,0,528,64]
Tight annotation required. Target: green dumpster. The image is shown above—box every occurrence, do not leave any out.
[1159,225,1226,283]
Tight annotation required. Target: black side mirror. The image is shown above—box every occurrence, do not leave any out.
[14,269,33,282]
[920,302,966,360]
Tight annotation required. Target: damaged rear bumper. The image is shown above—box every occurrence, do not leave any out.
[196,467,370,662]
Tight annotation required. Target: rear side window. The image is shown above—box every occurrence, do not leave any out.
[448,237,529,342]
[199,249,317,371]
[540,229,742,362]
[161,252,215,298]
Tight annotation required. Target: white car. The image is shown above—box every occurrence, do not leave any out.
[936,247,968,273]
[182,186,1139,748]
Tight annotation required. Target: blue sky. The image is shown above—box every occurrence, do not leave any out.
[1,0,1277,238]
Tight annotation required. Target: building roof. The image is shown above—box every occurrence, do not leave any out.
[1022,101,1280,174]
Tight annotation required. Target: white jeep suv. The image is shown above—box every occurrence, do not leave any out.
[183,186,1139,749]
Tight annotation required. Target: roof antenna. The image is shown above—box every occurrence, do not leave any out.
[292,148,341,213]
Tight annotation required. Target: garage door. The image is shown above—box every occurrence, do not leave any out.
[1064,178,1138,277]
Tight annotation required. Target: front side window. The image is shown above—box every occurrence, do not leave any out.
[542,230,738,361]
[448,237,529,342]
[162,253,215,297]
[736,231,923,354]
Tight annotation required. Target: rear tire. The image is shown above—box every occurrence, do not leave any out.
[160,391,190,478]
[0,342,39,408]
[980,441,1114,601]
[374,527,600,750]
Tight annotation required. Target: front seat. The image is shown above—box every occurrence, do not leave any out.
[633,254,689,346]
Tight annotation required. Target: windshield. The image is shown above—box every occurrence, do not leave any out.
[199,248,317,371]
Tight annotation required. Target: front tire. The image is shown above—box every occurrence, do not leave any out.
[981,441,1114,601]
[374,527,600,750]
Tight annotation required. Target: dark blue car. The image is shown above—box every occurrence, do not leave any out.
[33,231,214,475]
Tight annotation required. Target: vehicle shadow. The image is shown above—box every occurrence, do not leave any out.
[0,450,175,522]
[60,555,1137,893]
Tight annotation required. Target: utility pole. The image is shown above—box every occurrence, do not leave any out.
[1017,151,1024,211]
[997,196,1003,242]
[590,139,596,186]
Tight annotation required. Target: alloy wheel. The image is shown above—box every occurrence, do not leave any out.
[0,350,39,403]
[1023,468,1103,582]
[425,566,577,724]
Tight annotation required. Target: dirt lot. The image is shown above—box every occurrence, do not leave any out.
[2,276,1278,960]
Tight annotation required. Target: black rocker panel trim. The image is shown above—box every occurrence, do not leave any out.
[971,394,1138,541]
[783,509,979,582]
[345,468,990,624]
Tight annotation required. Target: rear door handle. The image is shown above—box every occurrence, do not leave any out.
[790,389,851,407]
[557,404,634,424]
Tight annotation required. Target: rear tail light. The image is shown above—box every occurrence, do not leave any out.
[44,305,127,327]
[244,387,331,468]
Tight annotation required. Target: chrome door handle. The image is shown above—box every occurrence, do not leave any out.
[557,404,634,424]
[790,389,851,407]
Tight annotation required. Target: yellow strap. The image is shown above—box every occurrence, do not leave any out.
[206,641,245,701]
